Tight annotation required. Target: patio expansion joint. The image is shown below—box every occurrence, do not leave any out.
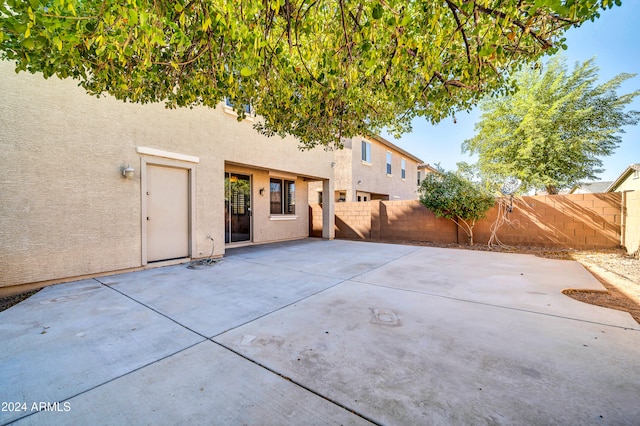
[351,280,640,332]
[210,339,380,426]
[206,246,424,339]
[1,340,206,426]
[207,277,352,339]
[0,277,217,425]
[231,244,423,283]
[92,277,211,339]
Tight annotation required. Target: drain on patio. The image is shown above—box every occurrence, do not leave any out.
[370,308,402,327]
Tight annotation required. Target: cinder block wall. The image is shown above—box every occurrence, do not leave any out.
[376,200,457,243]
[472,194,621,248]
[311,194,623,250]
[309,203,371,239]
[623,191,640,256]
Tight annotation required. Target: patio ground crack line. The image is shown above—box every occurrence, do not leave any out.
[92,277,210,340]
[211,340,380,426]
[354,280,640,331]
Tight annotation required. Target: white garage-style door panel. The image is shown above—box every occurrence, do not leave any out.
[146,164,190,262]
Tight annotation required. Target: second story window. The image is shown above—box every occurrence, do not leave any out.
[417,171,422,186]
[401,159,406,179]
[362,141,371,163]
[225,97,252,114]
[386,152,392,175]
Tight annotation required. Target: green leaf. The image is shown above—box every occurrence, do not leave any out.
[202,17,212,32]
[0,0,617,149]
[129,9,139,26]
[22,37,34,49]
[372,4,383,20]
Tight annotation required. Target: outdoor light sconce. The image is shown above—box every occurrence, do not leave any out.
[121,165,135,179]
[259,188,265,196]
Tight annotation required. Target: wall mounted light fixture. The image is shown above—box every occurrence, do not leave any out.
[121,165,135,179]
[259,188,265,196]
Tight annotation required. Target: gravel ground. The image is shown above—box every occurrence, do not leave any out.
[0,289,42,312]
[1,243,638,324]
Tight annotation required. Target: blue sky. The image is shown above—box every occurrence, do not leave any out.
[381,2,640,183]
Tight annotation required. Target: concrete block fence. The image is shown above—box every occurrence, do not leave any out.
[310,192,639,252]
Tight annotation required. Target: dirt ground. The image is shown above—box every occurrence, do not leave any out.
[1,243,638,324]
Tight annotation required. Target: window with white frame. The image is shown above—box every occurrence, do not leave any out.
[270,178,295,215]
[417,170,422,186]
[225,97,252,114]
[386,152,392,175]
[401,159,406,179]
[362,141,372,163]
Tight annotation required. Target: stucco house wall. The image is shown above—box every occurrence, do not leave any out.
[309,135,422,203]
[0,61,333,294]
[623,190,640,256]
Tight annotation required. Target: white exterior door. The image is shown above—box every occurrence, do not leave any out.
[146,164,190,262]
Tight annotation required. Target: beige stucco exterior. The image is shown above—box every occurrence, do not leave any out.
[310,135,423,203]
[0,61,334,293]
[606,164,640,193]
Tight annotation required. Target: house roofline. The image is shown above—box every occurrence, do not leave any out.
[363,134,424,164]
[417,163,440,174]
[605,163,640,192]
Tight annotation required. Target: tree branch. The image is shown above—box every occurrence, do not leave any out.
[474,4,554,49]
[445,0,471,63]
[339,0,352,61]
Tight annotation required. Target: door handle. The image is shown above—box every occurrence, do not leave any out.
[147,217,150,220]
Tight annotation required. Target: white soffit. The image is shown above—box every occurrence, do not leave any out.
[136,146,200,163]
[269,170,298,180]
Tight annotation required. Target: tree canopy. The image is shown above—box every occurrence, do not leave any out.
[462,55,640,194]
[0,0,621,148]
[419,166,494,245]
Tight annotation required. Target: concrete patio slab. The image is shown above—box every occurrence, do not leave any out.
[96,259,343,337]
[350,246,640,328]
[1,239,638,425]
[14,341,368,426]
[228,238,420,280]
[216,280,640,425]
[0,280,203,425]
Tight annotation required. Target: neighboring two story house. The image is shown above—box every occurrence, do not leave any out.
[606,163,640,192]
[0,60,336,295]
[416,163,440,187]
[309,134,423,203]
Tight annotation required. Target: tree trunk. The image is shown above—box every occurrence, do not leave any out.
[546,185,559,195]
[456,216,475,246]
